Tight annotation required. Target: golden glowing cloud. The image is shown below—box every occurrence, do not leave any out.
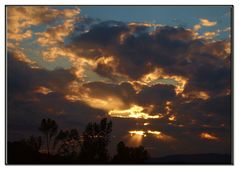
[143,122,150,126]
[6,6,80,69]
[155,133,175,141]
[129,130,146,137]
[165,101,172,115]
[192,19,218,40]
[8,29,32,41]
[162,75,187,95]
[41,45,120,80]
[109,105,162,119]
[200,132,218,140]
[168,115,176,121]
[200,18,217,27]
[224,41,231,55]
[41,47,76,62]
[193,24,201,31]
[198,91,210,100]
[7,6,79,36]
[9,48,39,69]
[65,80,127,111]
[64,79,133,112]
[140,68,188,95]
[141,68,163,83]
[203,31,218,40]
[61,8,80,18]
[183,91,210,100]
[83,95,125,111]
[129,130,175,142]
[119,22,162,44]
[118,33,128,44]
[147,130,161,135]
[7,6,63,43]
[35,8,80,47]
[127,81,146,94]
[42,47,99,79]
[166,101,171,106]
[36,19,77,46]
[128,22,162,28]
[66,93,125,111]
[147,130,174,141]
[35,86,53,95]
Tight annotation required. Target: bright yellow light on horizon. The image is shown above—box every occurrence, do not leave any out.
[127,130,145,146]
[108,105,161,119]
[147,130,161,135]
[129,130,175,142]
[129,130,146,137]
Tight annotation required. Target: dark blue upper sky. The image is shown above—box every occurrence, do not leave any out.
[79,6,230,29]
[52,6,232,45]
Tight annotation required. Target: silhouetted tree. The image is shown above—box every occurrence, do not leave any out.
[39,118,58,155]
[53,129,81,157]
[8,117,152,164]
[79,118,112,163]
[26,135,42,152]
[112,141,149,163]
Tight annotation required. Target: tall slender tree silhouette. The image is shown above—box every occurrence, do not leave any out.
[39,118,58,155]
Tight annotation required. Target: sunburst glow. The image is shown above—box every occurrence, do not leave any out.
[108,105,161,119]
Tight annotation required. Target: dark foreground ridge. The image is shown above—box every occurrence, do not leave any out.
[7,140,231,165]
[145,153,232,164]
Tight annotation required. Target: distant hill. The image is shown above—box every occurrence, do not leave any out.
[145,153,232,164]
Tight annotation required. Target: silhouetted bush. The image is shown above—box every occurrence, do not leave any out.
[111,141,149,163]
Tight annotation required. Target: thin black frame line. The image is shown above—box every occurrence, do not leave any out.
[5,5,233,6]
[230,5,234,165]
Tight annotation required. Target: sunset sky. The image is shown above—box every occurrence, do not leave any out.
[7,6,232,157]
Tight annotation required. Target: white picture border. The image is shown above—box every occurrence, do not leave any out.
[0,0,238,169]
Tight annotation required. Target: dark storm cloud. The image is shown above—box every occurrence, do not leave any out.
[70,21,230,94]
[81,81,176,113]
[7,52,75,95]
[137,84,176,113]
[70,23,194,79]
[7,53,106,140]
[202,95,231,126]
[72,21,129,47]
[82,81,136,105]
[184,65,231,95]
[172,94,231,131]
